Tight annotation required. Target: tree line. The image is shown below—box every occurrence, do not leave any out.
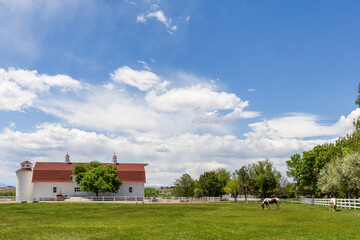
[286,84,360,198]
[172,159,293,198]
[286,119,360,198]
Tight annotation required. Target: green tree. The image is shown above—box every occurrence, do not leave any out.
[73,161,121,196]
[355,82,360,108]
[341,152,360,198]
[318,152,360,198]
[235,166,251,201]
[144,187,158,197]
[173,173,195,197]
[318,158,343,197]
[336,118,360,153]
[215,168,231,196]
[196,171,226,197]
[224,173,241,201]
[284,182,297,198]
[286,144,340,197]
[249,159,281,198]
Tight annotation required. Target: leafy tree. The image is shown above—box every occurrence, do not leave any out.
[235,166,251,201]
[336,118,360,153]
[215,168,231,192]
[0,190,15,196]
[224,173,241,201]
[341,152,360,198]
[318,158,343,197]
[284,182,297,198]
[173,173,195,197]
[355,83,360,108]
[249,159,281,198]
[73,161,121,196]
[318,152,360,198]
[196,171,227,197]
[144,187,158,197]
[286,144,340,197]
[274,177,294,198]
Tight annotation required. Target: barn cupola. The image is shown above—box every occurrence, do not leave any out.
[65,153,71,164]
[112,153,117,165]
[20,161,33,170]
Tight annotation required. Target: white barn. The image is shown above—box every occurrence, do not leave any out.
[16,154,148,201]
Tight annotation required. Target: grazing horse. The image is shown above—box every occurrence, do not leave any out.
[329,198,337,212]
[261,198,280,210]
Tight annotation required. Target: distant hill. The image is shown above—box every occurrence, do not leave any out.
[0,183,9,188]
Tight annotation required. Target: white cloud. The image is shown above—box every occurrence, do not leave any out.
[137,60,151,71]
[248,109,360,139]
[186,16,190,22]
[38,86,162,132]
[18,66,259,134]
[110,66,167,92]
[137,15,146,23]
[248,89,256,92]
[1,68,81,92]
[0,78,36,111]
[137,8,177,34]
[146,84,260,122]
[125,0,136,5]
[0,68,81,111]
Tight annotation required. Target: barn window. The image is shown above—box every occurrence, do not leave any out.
[53,187,57,193]
[129,187,133,193]
[74,187,81,192]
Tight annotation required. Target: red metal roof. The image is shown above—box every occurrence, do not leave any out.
[32,162,148,183]
[21,161,32,165]
[16,168,32,172]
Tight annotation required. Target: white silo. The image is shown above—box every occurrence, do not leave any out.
[15,161,34,202]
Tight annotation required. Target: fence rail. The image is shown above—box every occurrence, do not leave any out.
[0,196,15,202]
[221,197,302,204]
[2,196,221,203]
[301,198,360,209]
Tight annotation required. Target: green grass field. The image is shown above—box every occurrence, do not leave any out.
[0,202,359,240]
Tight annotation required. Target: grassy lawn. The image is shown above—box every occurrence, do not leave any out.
[0,202,359,240]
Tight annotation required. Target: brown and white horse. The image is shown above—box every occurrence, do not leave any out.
[329,198,337,212]
[261,198,280,210]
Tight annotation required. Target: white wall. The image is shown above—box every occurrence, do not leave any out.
[32,182,144,198]
[118,183,144,197]
[33,182,76,198]
[16,171,34,202]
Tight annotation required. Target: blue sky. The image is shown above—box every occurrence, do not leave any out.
[0,0,360,186]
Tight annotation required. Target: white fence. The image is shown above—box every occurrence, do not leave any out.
[1,196,220,203]
[221,197,302,204]
[221,197,262,203]
[302,198,360,210]
[77,196,220,203]
[0,196,15,202]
